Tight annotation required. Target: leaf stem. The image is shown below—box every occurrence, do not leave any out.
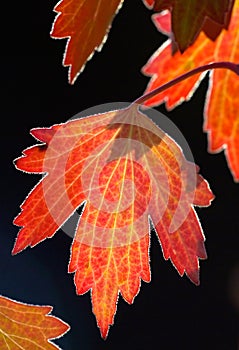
[133,61,239,105]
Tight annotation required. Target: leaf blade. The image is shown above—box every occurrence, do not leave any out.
[142,0,239,180]
[0,295,69,349]
[14,106,214,336]
[51,0,123,83]
[143,0,234,51]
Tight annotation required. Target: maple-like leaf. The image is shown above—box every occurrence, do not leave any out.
[142,0,239,181]
[0,295,69,349]
[143,0,234,51]
[51,0,123,84]
[13,105,214,337]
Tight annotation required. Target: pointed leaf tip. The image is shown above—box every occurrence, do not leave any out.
[51,0,124,83]
[0,295,70,348]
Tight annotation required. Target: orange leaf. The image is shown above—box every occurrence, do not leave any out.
[13,105,214,337]
[143,0,234,51]
[142,0,239,181]
[0,295,69,349]
[51,0,123,84]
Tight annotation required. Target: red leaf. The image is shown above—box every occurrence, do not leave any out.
[51,0,123,83]
[70,235,150,338]
[0,295,69,349]
[143,0,234,51]
[142,0,239,181]
[13,105,214,337]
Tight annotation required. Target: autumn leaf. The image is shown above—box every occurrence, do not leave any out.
[51,0,123,84]
[143,0,234,51]
[13,104,214,337]
[142,0,239,181]
[0,295,69,349]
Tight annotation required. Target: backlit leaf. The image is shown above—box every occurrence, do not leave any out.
[51,0,123,83]
[142,0,239,181]
[0,295,69,349]
[143,0,234,51]
[13,105,214,337]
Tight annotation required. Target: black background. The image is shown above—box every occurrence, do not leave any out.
[1,1,239,349]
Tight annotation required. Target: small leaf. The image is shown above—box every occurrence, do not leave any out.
[51,0,123,84]
[142,0,239,181]
[143,0,234,51]
[0,295,69,349]
[13,105,214,337]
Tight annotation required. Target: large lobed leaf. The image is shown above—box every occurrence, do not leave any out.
[142,0,239,181]
[143,0,234,51]
[0,295,69,349]
[51,0,124,83]
[13,105,214,337]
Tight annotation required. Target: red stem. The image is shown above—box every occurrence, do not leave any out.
[133,61,239,105]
